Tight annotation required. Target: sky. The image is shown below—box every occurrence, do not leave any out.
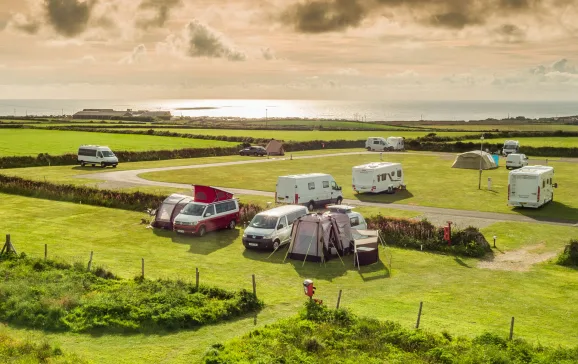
[1,0,578,100]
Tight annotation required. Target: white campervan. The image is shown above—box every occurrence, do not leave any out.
[275,173,343,210]
[505,153,529,170]
[78,145,119,168]
[365,137,405,151]
[352,162,405,194]
[508,165,557,208]
[502,140,520,156]
[242,205,308,250]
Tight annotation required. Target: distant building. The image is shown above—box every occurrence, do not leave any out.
[73,108,172,120]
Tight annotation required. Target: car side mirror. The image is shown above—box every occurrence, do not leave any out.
[553,183,558,188]
[205,213,212,217]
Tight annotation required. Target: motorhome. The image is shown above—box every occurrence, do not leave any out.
[505,153,529,170]
[365,137,405,151]
[502,140,520,156]
[276,173,343,210]
[352,162,405,194]
[173,186,239,236]
[508,166,557,208]
[78,145,118,168]
[242,205,308,250]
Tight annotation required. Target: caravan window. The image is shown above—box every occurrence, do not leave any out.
[543,180,546,188]
[397,170,402,178]
[308,182,315,190]
[323,181,329,188]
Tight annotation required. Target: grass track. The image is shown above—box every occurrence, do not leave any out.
[0,129,237,156]
[0,193,576,363]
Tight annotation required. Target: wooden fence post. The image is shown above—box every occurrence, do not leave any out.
[44,244,47,261]
[195,268,199,290]
[336,289,343,309]
[509,317,515,340]
[252,274,257,298]
[87,251,93,272]
[141,258,145,278]
[415,301,423,329]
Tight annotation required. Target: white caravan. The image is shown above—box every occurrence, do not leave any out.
[502,140,520,156]
[242,205,308,250]
[508,165,557,208]
[352,162,405,194]
[505,153,529,169]
[77,145,119,168]
[276,173,343,210]
[365,137,405,151]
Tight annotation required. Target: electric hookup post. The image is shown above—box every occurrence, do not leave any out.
[303,279,316,301]
[444,221,453,246]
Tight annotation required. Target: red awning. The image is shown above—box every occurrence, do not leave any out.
[192,185,234,203]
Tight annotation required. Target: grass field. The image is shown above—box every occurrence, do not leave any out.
[115,128,473,141]
[0,193,576,363]
[0,129,237,156]
[459,137,578,148]
[141,153,578,220]
[420,124,578,131]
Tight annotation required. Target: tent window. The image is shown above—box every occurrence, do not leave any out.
[308,182,315,190]
[323,181,329,188]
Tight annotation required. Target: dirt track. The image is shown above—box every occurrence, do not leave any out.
[78,151,578,229]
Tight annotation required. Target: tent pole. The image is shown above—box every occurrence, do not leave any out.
[302,236,314,267]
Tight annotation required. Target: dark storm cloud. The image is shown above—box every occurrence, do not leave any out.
[281,0,366,33]
[186,20,246,61]
[493,23,526,43]
[45,0,97,37]
[282,0,558,33]
[137,0,182,29]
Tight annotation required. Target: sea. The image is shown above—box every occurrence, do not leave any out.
[0,99,577,122]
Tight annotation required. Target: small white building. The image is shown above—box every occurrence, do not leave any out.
[508,165,557,208]
[352,162,405,194]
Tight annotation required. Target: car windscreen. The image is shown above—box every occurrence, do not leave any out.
[180,203,206,216]
[101,151,115,157]
[249,215,278,229]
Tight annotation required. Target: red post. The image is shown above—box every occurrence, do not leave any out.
[446,221,453,246]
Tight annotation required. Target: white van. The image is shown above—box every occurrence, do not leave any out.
[276,173,343,210]
[502,140,520,156]
[352,162,405,194]
[243,205,308,250]
[365,137,388,151]
[508,165,557,208]
[78,145,119,168]
[506,153,529,170]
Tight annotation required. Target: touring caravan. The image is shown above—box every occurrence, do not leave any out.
[508,166,557,208]
[242,205,308,250]
[78,145,119,168]
[352,162,405,194]
[502,140,520,156]
[276,173,343,210]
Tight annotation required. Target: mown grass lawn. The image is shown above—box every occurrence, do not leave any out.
[458,136,578,148]
[0,194,576,363]
[141,153,578,220]
[0,129,237,156]
[116,128,472,141]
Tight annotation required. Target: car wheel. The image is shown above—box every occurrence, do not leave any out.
[112,165,117,168]
[100,162,106,168]
[336,197,343,205]
[198,226,206,237]
[228,220,236,229]
[92,164,95,167]
[308,201,315,211]
[387,186,394,194]
[81,162,85,167]
[273,240,280,250]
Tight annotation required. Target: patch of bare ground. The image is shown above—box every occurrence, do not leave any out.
[478,243,559,272]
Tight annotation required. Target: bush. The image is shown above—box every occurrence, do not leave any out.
[367,215,491,257]
[556,240,578,267]
[203,303,578,363]
[0,332,86,363]
[0,255,263,333]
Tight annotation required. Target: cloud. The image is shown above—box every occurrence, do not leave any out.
[136,0,181,29]
[261,47,276,60]
[183,20,246,61]
[70,55,97,64]
[492,24,526,43]
[120,44,147,64]
[45,0,97,37]
[282,0,366,33]
[9,13,41,35]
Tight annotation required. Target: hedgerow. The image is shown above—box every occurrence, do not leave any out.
[367,215,491,257]
[0,254,263,333]
[204,300,578,363]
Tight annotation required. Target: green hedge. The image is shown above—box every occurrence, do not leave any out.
[407,140,578,157]
[556,240,578,267]
[204,300,578,363]
[0,254,263,333]
[367,215,491,257]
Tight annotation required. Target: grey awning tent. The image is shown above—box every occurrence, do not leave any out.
[452,150,497,170]
[152,194,193,229]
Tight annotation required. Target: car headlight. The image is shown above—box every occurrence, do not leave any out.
[242,232,247,238]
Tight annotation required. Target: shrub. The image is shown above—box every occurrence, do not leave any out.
[556,240,578,267]
[0,255,263,333]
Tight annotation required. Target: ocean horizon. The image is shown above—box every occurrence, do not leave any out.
[0,99,577,122]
